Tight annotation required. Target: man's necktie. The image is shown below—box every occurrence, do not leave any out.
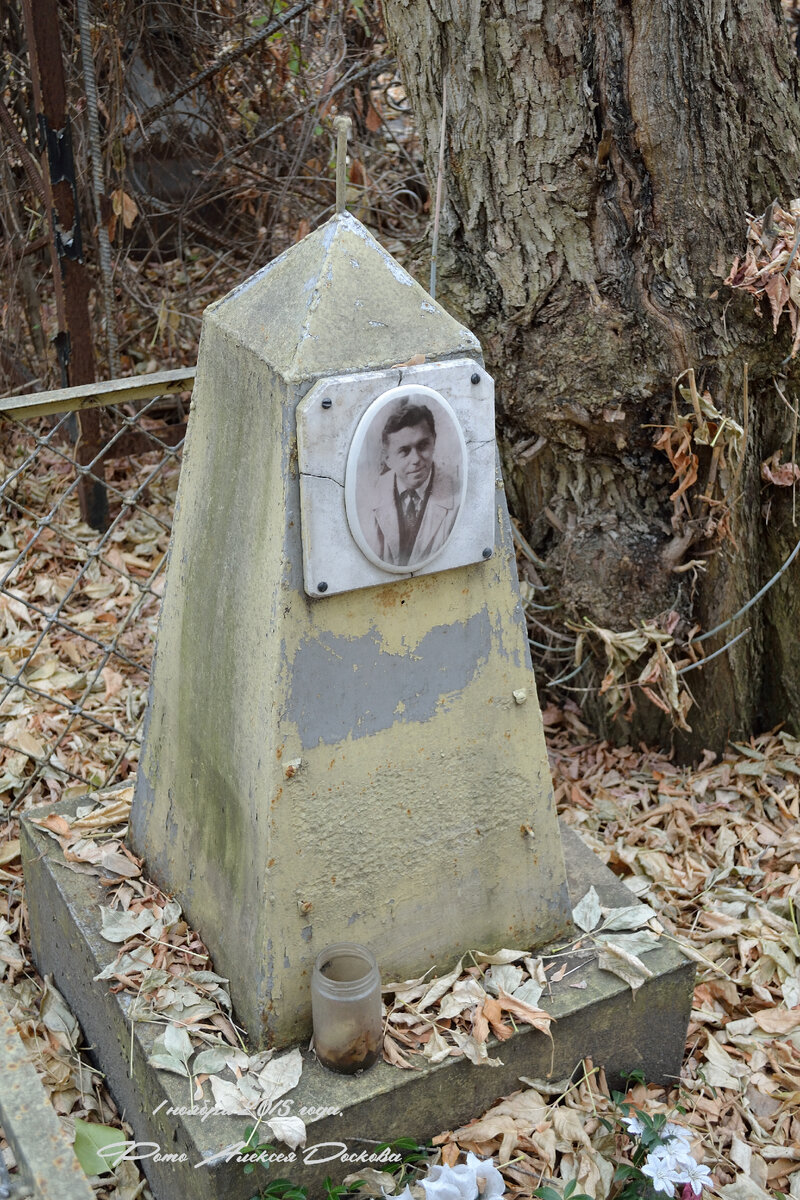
[404,490,418,521]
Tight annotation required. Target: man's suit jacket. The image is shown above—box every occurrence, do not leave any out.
[367,465,460,567]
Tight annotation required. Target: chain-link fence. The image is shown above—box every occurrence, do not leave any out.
[0,373,192,809]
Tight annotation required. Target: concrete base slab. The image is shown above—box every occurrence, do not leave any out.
[21,810,693,1200]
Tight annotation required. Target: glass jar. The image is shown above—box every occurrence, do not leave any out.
[311,943,382,1074]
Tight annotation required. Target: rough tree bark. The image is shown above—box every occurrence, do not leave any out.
[384,0,800,757]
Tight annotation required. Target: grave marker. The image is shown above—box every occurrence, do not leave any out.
[128,211,573,1046]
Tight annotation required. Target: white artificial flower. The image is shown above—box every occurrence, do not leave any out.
[647,1143,681,1166]
[659,1136,695,1168]
[664,1122,693,1145]
[622,1114,646,1137]
[642,1150,683,1195]
[416,1154,505,1200]
[678,1159,715,1195]
[663,1121,695,1162]
[420,1179,468,1200]
[465,1152,505,1198]
[421,1162,477,1200]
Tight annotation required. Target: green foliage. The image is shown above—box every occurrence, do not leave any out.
[247,1136,432,1199]
[241,1125,275,1176]
[286,42,303,75]
[533,1179,593,1200]
[250,1178,367,1200]
[373,1136,431,1167]
[611,1162,664,1200]
[73,1119,127,1176]
[350,0,371,35]
[254,1181,307,1200]
[251,0,291,24]
[325,1181,365,1198]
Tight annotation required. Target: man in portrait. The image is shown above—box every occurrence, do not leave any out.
[365,399,460,568]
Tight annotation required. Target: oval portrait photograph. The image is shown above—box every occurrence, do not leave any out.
[344,384,468,574]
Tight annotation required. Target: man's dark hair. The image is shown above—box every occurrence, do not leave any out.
[380,400,436,447]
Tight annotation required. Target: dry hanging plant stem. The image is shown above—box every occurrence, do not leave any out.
[430,76,447,299]
[731,362,748,500]
[792,382,798,527]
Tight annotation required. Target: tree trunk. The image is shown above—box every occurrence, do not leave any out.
[384,0,800,757]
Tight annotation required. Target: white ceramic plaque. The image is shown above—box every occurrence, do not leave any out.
[297,359,495,597]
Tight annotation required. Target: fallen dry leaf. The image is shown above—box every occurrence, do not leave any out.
[496,988,554,1036]
[0,840,20,867]
[752,1007,800,1034]
[761,449,800,487]
[596,941,654,994]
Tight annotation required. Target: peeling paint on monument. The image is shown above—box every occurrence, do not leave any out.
[287,612,492,744]
[129,212,573,1048]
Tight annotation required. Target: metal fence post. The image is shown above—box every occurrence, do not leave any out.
[20,0,108,531]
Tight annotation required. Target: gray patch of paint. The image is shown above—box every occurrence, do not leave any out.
[301,926,313,942]
[287,609,493,745]
[486,586,525,671]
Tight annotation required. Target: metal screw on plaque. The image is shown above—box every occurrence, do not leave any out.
[482,547,492,559]
[471,372,480,385]
[318,581,328,592]
[321,397,332,409]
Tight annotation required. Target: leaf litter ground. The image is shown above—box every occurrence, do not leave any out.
[1,452,800,1197]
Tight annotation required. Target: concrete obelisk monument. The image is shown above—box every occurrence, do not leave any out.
[128,208,572,1047]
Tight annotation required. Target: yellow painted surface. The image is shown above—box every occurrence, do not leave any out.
[130,215,570,1047]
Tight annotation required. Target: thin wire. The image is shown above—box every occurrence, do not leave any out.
[547,658,590,687]
[677,627,751,674]
[694,534,800,643]
[528,615,575,642]
[555,625,751,694]
[512,523,549,572]
[1,419,177,690]
[528,637,574,657]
